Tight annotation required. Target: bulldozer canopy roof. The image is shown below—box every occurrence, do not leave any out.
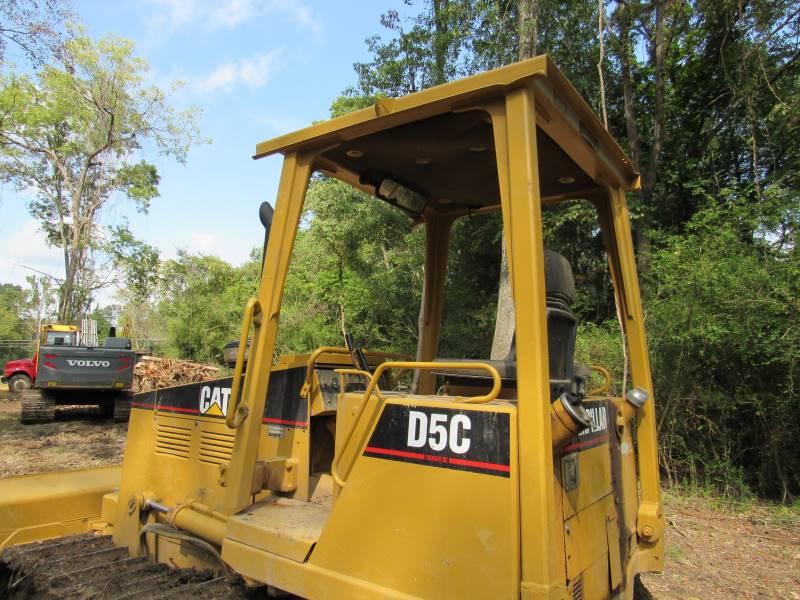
[254,56,638,214]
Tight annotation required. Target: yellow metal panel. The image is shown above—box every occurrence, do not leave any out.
[562,445,613,521]
[226,497,329,562]
[0,466,120,550]
[561,400,614,521]
[222,538,418,600]
[309,397,518,600]
[564,495,613,583]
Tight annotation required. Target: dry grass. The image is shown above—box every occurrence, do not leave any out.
[642,491,800,599]
[0,399,127,478]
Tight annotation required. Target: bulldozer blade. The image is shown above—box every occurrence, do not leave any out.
[0,466,121,551]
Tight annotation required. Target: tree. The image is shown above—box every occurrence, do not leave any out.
[0,283,28,339]
[0,29,205,322]
[0,0,70,67]
[158,251,260,363]
[23,273,57,332]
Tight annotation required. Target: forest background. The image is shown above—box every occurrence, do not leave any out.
[1,0,799,502]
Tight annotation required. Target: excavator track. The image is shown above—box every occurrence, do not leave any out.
[0,533,259,599]
[111,392,132,423]
[19,391,55,425]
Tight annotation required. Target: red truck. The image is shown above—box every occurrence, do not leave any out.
[1,324,137,423]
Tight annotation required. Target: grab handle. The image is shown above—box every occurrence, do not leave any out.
[227,297,261,429]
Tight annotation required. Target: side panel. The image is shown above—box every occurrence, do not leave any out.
[309,397,519,600]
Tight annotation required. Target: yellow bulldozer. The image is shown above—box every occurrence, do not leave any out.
[0,56,663,599]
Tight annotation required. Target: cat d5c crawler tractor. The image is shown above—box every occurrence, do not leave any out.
[0,55,663,599]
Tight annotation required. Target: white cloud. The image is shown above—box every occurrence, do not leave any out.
[266,0,321,34]
[209,0,257,27]
[146,0,322,34]
[191,49,283,94]
[150,0,197,29]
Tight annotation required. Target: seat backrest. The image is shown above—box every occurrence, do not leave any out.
[503,249,578,398]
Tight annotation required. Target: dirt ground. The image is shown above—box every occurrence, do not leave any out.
[641,492,800,599]
[0,394,798,598]
[0,397,127,478]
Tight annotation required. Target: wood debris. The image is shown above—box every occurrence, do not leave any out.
[133,356,220,392]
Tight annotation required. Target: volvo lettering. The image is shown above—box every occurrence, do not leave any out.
[67,360,111,368]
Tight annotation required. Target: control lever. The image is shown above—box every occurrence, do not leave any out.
[344,332,370,373]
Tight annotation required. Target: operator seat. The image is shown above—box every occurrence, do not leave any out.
[434,249,579,400]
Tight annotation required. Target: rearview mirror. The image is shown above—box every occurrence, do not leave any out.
[259,201,274,271]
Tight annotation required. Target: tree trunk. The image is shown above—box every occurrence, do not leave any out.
[597,0,609,129]
[517,0,539,60]
[491,241,515,358]
[490,0,538,359]
[614,1,650,272]
[432,0,450,85]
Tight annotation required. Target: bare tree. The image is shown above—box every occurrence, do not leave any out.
[0,0,71,67]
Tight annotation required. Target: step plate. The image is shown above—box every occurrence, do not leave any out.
[226,498,330,562]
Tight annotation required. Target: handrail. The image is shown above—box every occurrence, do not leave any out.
[363,361,502,406]
[331,361,502,488]
[227,297,261,429]
[334,368,381,400]
[588,364,613,397]
[300,346,352,398]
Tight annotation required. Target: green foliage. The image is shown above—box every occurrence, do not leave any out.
[158,252,260,363]
[277,177,424,357]
[0,278,56,363]
[574,321,625,397]
[438,213,501,358]
[648,202,800,499]
[0,284,29,340]
[107,223,161,302]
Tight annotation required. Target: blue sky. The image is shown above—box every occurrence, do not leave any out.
[0,0,401,302]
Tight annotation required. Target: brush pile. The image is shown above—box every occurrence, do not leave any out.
[133,356,220,392]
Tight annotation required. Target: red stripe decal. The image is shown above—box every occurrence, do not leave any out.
[44,354,57,359]
[131,401,152,409]
[364,446,424,460]
[155,405,199,414]
[44,361,57,369]
[364,446,511,473]
[446,456,511,473]
[262,417,308,427]
[562,434,609,453]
